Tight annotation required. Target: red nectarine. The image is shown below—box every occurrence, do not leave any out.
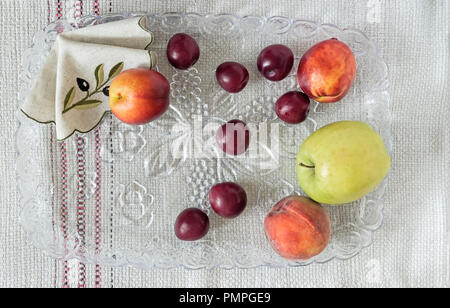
[264,195,331,260]
[297,38,356,103]
[109,68,170,125]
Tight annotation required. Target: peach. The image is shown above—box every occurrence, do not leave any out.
[109,68,170,125]
[264,195,330,260]
[297,38,356,103]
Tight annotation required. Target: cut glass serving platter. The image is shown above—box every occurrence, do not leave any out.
[17,13,391,269]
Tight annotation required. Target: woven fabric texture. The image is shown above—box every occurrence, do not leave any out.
[0,0,448,288]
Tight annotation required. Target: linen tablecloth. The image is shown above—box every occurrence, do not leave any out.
[1,0,448,288]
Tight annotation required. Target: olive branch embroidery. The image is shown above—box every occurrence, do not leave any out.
[62,62,124,114]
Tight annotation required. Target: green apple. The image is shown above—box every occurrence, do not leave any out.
[296,121,390,204]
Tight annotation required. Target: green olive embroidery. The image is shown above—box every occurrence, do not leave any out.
[62,62,124,114]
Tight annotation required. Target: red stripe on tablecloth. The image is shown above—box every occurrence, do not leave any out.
[94,128,102,288]
[93,0,100,16]
[109,0,114,287]
[55,1,69,288]
[109,115,115,288]
[75,0,87,289]
[56,0,63,20]
[93,1,102,288]
[76,135,87,288]
[59,142,70,288]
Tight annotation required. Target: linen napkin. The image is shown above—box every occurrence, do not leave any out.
[21,17,157,141]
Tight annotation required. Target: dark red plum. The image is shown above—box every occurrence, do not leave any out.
[257,44,294,81]
[275,91,310,124]
[174,208,209,241]
[216,62,249,93]
[167,33,200,70]
[216,119,250,156]
[209,182,247,218]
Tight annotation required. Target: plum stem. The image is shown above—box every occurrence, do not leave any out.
[299,163,315,169]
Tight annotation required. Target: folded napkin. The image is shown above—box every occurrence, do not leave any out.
[21,17,157,140]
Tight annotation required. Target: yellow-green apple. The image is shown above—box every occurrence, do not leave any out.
[296,121,390,204]
[264,195,330,260]
[109,68,170,125]
[298,38,356,103]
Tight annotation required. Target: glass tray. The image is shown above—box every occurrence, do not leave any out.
[17,13,391,269]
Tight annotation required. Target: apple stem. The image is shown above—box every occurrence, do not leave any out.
[299,163,315,169]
